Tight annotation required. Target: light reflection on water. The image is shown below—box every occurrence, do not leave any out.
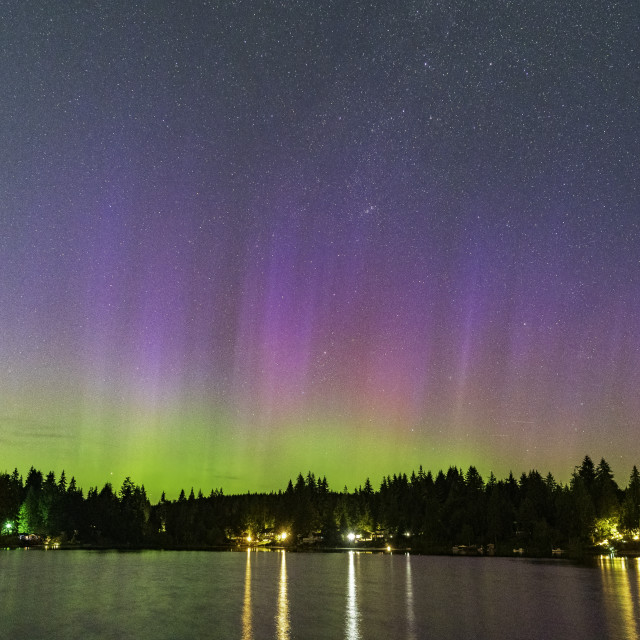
[242,549,252,640]
[405,553,417,640]
[277,551,290,639]
[346,551,360,639]
[2,549,640,639]
[598,555,640,639]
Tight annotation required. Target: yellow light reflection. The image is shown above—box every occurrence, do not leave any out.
[346,551,361,639]
[242,549,253,640]
[277,551,290,640]
[597,555,639,638]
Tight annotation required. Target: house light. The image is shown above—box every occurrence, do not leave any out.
[347,532,356,542]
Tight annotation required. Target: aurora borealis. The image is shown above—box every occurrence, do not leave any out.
[1,2,638,499]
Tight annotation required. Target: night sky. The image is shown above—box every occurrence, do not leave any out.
[1,1,638,498]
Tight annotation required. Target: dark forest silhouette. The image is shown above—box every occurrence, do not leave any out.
[1,455,639,556]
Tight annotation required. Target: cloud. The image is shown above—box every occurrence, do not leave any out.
[0,416,74,441]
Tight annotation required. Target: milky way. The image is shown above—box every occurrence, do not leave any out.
[1,1,638,497]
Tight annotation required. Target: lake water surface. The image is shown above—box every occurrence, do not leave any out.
[1,549,638,639]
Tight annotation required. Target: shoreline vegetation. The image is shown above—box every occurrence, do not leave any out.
[2,455,640,559]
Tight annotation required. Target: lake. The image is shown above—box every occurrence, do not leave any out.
[0,549,638,639]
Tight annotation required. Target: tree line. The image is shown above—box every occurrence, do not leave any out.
[1,455,639,555]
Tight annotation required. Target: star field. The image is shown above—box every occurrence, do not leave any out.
[1,1,638,497]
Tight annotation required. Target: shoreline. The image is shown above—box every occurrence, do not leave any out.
[4,541,637,560]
